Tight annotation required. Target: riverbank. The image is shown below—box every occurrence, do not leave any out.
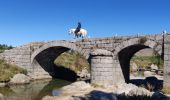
[42,81,170,100]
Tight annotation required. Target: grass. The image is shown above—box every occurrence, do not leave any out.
[54,50,90,73]
[0,59,27,82]
[131,55,163,69]
[162,86,170,95]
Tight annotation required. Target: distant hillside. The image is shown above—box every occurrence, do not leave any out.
[0,44,13,53]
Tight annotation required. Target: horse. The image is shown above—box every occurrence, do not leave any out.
[69,28,87,38]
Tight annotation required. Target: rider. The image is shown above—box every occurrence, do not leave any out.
[75,22,81,34]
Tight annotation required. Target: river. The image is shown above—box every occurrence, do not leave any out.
[0,79,72,100]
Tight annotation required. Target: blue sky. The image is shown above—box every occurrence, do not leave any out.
[0,0,170,46]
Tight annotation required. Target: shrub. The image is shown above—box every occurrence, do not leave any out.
[162,86,170,95]
[139,37,147,44]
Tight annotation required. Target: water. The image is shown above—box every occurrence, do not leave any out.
[0,79,71,100]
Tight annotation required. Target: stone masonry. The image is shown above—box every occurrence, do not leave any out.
[0,33,169,86]
[90,49,115,86]
[164,34,170,88]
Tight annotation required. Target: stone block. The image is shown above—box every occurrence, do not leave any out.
[164,55,169,61]
[149,41,157,48]
[164,61,170,68]
[154,45,162,52]
[92,58,113,64]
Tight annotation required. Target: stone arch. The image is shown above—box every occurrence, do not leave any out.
[31,41,89,63]
[31,41,90,81]
[113,38,162,57]
[112,38,163,83]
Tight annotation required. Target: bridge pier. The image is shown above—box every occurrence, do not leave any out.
[90,49,116,86]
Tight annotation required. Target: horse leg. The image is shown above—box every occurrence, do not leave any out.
[76,34,79,38]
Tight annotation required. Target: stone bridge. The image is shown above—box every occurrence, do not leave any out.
[0,34,170,87]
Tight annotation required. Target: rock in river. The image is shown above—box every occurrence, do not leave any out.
[9,73,31,85]
[0,93,5,100]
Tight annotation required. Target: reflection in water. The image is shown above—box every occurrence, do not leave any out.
[0,79,71,100]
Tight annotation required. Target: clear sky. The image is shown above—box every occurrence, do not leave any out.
[0,0,170,46]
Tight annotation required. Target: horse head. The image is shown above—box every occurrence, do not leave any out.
[68,29,75,34]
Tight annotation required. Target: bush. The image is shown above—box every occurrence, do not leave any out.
[139,37,147,44]
[162,86,170,95]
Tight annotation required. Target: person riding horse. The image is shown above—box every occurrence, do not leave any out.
[74,22,81,37]
[68,22,87,38]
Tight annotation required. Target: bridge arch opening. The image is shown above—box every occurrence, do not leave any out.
[118,44,162,83]
[31,41,90,82]
[118,44,150,82]
[115,39,163,83]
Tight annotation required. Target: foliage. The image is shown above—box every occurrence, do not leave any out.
[0,44,13,53]
[139,36,147,44]
[162,86,170,94]
[0,59,27,82]
[54,50,90,73]
[131,55,163,69]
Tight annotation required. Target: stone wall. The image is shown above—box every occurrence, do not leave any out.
[0,42,45,72]
[164,34,170,88]
[0,44,31,70]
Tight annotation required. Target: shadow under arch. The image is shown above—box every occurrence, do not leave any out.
[31,41,90,81]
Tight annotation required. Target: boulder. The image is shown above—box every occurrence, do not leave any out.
[28,71,52,80]
[128,87,152,96]
[115,83,138,94]
[9,73,31,85]
[131,63,138,72]
[62,81,91,92]
[0,93,4,100]
[144,71,155,77]
[0,83,6,87]
[150,64,158,70]
[42,95,75,100]
[77,68,89,79]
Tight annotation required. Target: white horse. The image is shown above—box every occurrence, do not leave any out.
[69,28,87,38]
